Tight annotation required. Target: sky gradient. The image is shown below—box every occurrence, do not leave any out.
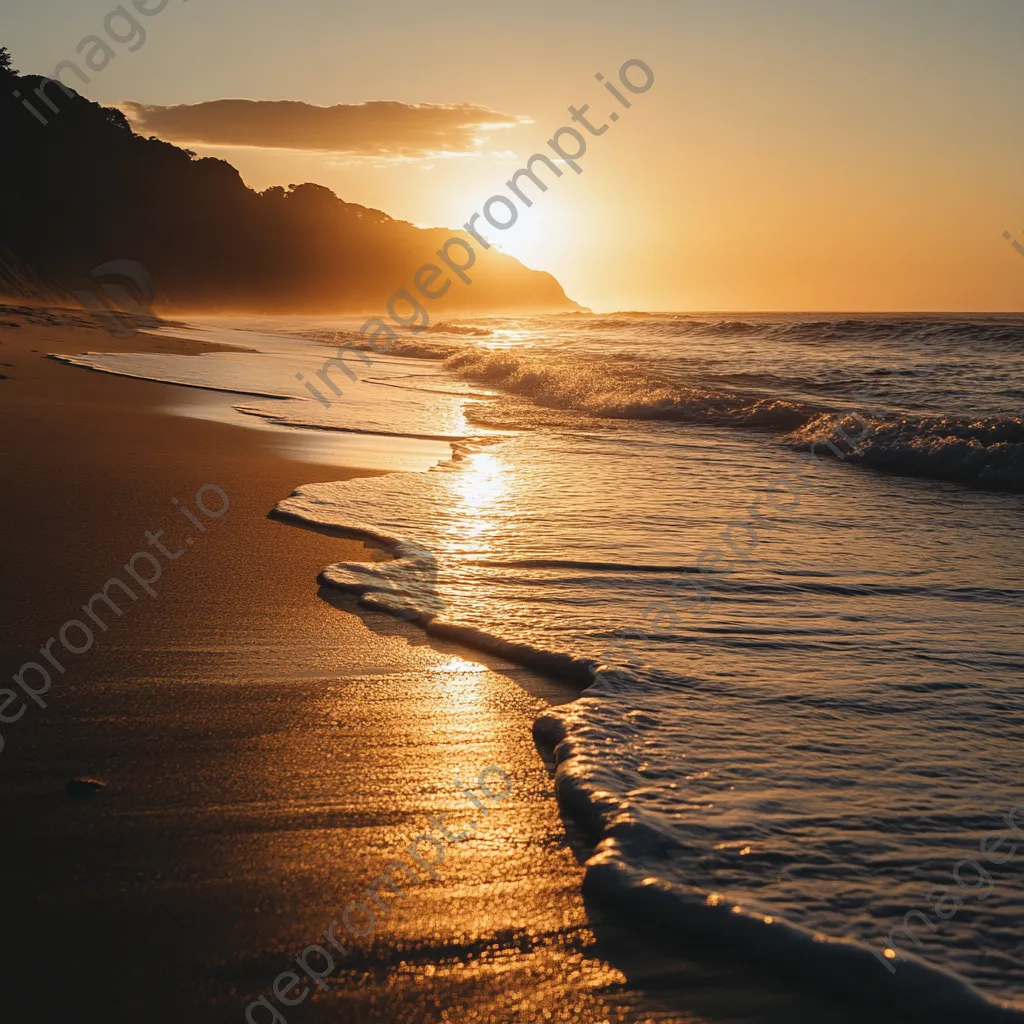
[6,0,1024,311]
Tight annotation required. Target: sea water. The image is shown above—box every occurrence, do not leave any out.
[64,312,1024,1015]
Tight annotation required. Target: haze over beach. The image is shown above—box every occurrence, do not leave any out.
[1,3,1023,1024]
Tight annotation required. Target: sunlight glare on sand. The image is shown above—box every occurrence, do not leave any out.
[424,657,488,722]
[431,656,487,674]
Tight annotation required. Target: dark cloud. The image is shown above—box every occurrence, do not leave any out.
[122,99,528,158]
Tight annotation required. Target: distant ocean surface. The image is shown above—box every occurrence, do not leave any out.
[63,312,1024,1016]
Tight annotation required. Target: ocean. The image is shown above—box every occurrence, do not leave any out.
[60,311,1024,1016]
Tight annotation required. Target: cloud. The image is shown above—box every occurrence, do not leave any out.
[122,99,530,159]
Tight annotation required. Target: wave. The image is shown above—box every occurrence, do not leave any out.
[269,505,445,621]
[425,320,493,337]
[573,314,1024,349]
[787,413,1024,492]
[534,709,1024,1021]
[474,558,709,574]
[442,347,1024,492]
[298,327,455,360]
[445,348,815,430]
[272,476,601,684]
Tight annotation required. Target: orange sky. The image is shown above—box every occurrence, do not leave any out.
[9,0,1024,311]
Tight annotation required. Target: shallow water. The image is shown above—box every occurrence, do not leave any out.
[65,312,1024,1013]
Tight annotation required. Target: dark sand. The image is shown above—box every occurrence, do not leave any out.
[0,307,865,1024]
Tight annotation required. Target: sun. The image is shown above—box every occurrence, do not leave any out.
[476,196,580,273]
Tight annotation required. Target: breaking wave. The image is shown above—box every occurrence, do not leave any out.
[445,348,814,430]
[426,320,494,337]
[299,327,455,360]
[442,347,1024,491]
[787,413,1024,492]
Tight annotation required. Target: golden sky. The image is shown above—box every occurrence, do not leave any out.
[10,0,1024,311]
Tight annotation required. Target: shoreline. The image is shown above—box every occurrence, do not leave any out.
[0,304,905,1024]
[0,306,654,1024]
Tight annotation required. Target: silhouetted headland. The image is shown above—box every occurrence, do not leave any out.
[0,63,580,315]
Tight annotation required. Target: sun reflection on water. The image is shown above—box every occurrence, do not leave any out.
[451,452,509,547]
[457,452,506,509]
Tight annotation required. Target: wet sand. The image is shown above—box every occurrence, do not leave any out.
[0,306,866,1024]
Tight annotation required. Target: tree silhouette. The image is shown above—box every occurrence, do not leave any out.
[0,47,17,76]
